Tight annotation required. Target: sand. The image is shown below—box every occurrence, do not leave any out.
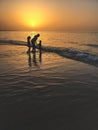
[0,45,98,130]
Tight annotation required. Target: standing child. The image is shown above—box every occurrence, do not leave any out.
[38,40,42,52]
[27,36,31,53]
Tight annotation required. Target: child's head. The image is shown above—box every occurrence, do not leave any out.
[39,40,42,43]
[27,36,31,40]
[36,33,40,37]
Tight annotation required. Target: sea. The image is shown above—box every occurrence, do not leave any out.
[0,31,98,130]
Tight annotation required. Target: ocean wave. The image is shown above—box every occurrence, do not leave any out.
[0,39,26,46]
[85,44,98,48]
[0,39,98,67]
[41,46,98,67]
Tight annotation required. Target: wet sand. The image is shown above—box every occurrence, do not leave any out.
[0,45,98,130]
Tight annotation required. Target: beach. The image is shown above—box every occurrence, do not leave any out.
[0,31,98,130]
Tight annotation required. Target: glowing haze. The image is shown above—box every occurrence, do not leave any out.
[0,0,98,31]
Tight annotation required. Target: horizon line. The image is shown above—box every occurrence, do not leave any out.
[0,30,98,33]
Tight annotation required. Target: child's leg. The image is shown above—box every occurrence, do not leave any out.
[39,40,42,52]
[32,44,36,52]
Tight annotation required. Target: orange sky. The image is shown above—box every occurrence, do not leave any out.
[0,0,98,31]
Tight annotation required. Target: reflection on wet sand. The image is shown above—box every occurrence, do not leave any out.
[27,51,42,67]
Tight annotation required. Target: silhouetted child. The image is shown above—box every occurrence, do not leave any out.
[38,40,42,52]
[31,34,40,52]
[38,40,42,62]
[27,36,31,53]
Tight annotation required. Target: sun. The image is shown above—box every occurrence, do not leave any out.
[32,23,35,27]
[19,9,46,30]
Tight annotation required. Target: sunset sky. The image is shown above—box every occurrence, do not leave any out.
[0,0,98,31]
